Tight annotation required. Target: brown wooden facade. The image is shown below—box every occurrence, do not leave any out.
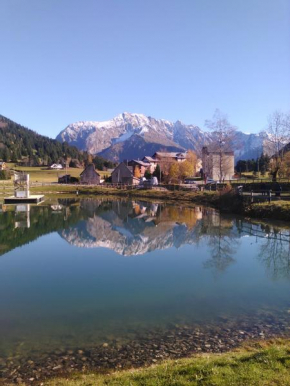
[111,162,140,185]
[80,164,101,185]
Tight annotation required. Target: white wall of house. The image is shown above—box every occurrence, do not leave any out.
[202,151,234,181]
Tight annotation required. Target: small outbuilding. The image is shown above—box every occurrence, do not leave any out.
[80,164,101,185]
[50,163,63,169]
[58,175,71,184]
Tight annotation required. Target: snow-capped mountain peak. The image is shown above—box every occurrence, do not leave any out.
[56,112,265,162]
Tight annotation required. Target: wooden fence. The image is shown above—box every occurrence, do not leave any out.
[238,188,290,203]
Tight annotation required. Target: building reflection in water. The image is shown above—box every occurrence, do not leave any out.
[14,204,31,229]
[1,199,290,280]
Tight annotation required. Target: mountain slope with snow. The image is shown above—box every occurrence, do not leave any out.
[56,112,265,162]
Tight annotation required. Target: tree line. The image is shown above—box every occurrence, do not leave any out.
[0,115,115,170]
[236,154,270,174]
[0,115,83,164]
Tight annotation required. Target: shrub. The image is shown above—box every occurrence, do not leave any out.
[0,169,11,180]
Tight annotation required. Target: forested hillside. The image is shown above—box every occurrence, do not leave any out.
[0,114,86,165]
[0,115,115,169]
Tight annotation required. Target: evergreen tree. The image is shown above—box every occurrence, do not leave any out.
[2,147,10,162]
[11,151,18,163]
[153,164,162,182]
[0,114,114,168]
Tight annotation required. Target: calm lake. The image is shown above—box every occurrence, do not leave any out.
[0,198,290,365]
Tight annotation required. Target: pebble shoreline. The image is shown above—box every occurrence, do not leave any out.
[1,309,289,385]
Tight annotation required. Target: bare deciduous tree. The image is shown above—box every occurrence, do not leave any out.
[262,111,290,181]
[205,109,237,182]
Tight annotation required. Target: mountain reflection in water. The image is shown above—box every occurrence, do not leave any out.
[60,200,206,256]
[1,198,290,366]
[1,198,290,279]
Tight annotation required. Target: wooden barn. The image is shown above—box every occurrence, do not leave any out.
[80,164,101,185]
[111,162,140,185]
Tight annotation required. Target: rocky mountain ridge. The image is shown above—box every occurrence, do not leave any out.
[56,112,266,162]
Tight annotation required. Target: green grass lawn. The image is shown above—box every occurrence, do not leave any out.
[11,166,84,183]
[2,165,110,183]
[43,339,290,386]
[246,200,290,221]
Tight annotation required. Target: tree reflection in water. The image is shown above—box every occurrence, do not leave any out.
[1,199,290,281]
[200,209,238,275]
[236,219,290,280]
[258,224,290,280]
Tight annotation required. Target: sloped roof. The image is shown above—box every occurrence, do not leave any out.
[142,156,156,162]
[202,146,234,156]
[127,165,133,173]
[112,162,134,175]
[80,163,100,176]
[154,152,187,158]
[129,160,149,166]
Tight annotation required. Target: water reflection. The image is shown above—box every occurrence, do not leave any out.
[1,198,290,366]
[229,219,290,280]
[203,216,239,274]
[259,230,290,280]
[59,200,205,256]
[1,198,290,280]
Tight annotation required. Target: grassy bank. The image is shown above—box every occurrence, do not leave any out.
[36,185,290,222]
[245,200,290,221]
[43,339,290,386]
[2,182,290,222]
[28,184,220,204]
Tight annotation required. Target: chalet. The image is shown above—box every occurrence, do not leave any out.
[202,146,234,181]
[80,164,101,185]
[148,152,187,176]
[127,160,149,178]
[142,156,158,173]
[152,152,187,163]
[0,162,6,170]
[111,162,140,185]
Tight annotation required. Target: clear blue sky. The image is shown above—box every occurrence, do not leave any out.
[1,0,289,138]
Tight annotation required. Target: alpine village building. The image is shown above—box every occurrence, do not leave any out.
[57,148,235,186]
[111,162,140,185]
[111,152,188,185]
[80,164,101,184]
[202,146,234,181]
